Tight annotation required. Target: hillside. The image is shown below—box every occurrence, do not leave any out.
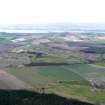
[0,89,93,105]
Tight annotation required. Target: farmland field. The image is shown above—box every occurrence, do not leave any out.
[7,63,105,103]
[0,31,105,104]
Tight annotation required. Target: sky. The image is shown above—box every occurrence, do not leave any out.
[0,0,105,24]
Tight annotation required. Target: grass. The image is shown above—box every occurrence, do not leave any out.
[51,84,105,103]
[7,66,85,85]
[95,59,105,67]
[35,66,85,81]
[7,67,52,88]
[66,64,105,80]
[7,64,105,104]
[95,62,105,67]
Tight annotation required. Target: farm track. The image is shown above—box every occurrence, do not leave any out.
[0,69,32,89]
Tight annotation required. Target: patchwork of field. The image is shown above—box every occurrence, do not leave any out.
[7,64,105,103]
[0,33,105,104]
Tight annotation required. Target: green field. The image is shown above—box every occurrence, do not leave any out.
[95,59,105,67]
[7,66,85,86]
[7,64,105,103]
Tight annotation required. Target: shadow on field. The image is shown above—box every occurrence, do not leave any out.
[0,89,93,105]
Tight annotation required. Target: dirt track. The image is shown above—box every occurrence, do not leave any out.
[0,70,31,89]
